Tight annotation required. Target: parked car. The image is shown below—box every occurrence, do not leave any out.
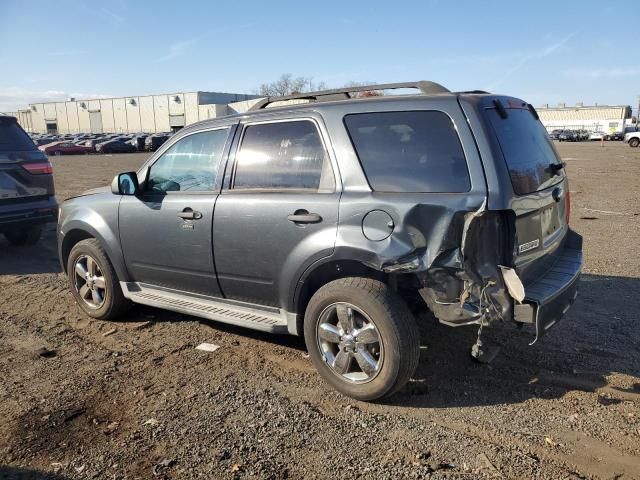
[624,131,640,147]
[576,130,590,141]
[39,141,93,155]
[57,81,582,401]
[549,129,562,140]
[558,130,576,142]
[589,131,605,141]
[144,134,170,151]
[0,115,57,245]
[605,132,624,141]
[95,139,137,154]
[129,135,148,152]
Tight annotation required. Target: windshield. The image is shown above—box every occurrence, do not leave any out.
[485,107,564,195]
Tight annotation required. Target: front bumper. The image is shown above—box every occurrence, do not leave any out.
[514,229,583,343]
[0,196,58,231]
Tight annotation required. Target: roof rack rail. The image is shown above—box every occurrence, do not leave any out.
[249,80,451,111]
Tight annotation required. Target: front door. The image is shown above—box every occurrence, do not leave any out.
[119,126,232,296]
[213,118,340,307]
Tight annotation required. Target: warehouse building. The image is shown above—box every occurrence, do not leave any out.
[7,91,259,134]
[537,103,633,135]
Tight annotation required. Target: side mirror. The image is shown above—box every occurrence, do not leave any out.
[111,172,139,195]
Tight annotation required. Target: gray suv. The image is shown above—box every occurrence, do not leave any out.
[58,82,583,401]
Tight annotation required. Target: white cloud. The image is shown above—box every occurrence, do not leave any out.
[99,7,125,25]
[486,32,577,90]
[155,38,198,63]
[562,66,640,79]
[0,87,111,112]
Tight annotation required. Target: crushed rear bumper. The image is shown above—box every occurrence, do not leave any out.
[513,229,583,343]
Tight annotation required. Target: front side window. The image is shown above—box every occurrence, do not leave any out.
[344,111,471,193]
[233,120,334,191]
[147,127,229,193]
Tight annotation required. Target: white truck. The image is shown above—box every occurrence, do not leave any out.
[624,130,640,147]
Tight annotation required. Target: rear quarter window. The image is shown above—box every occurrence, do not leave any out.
[344,111,471,193]
[0,118,37,153]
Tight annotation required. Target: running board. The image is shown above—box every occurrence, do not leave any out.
[120,282,289,334]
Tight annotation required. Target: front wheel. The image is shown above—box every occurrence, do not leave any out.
[304,277,420,401]
[629,138,640,148]
[67,238,131,319]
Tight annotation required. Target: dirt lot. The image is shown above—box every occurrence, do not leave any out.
[1,143,639,480]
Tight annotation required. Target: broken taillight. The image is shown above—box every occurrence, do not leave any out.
[566,190,571,224]
[21,161,53,175]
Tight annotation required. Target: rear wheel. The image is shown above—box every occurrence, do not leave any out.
[629,138,639,148]
[67,239,131,319]
[304,277,420,401]
[4,225,42,246]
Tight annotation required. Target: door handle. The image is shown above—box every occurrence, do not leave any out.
[287,211,322,224]
[177,208,202,220]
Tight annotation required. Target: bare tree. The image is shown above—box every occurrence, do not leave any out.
[257,74,328,97]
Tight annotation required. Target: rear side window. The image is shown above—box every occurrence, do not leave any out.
[485,107,564,195]
[344,111,470,193]
[0,118,37,153]
[233,120,335,191]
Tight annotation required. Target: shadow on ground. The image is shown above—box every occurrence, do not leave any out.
[0,466,69,480]
[0,227,61,276]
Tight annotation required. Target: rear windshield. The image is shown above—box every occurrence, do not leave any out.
[0,118,37,153]
[485,107,564,195]
[344,111,471,193]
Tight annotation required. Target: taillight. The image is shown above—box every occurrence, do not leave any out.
[22,161,53,175]
[566,190,571,224]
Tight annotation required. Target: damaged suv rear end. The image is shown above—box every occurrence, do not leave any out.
[318,87,582,396]
[413,95,581,352]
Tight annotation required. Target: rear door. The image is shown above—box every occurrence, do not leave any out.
[481,100,570,282]
[213,117,340,308]
[119,126,233,296]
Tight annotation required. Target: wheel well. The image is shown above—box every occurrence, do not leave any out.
[294,260,386,333]
[61,229,94,272]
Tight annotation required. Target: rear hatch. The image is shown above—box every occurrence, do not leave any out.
[481,98,570,283]
[0,116,54,203]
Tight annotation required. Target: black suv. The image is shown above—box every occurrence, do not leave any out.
[57,82,582,400]
[0,115,57,245]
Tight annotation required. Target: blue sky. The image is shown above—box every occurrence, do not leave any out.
[0,0,638,112]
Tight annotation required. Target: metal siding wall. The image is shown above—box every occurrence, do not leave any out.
[43,103,57,122]
[139,96,156,132]
[198,104,216,120]
[126,97,142,133]
[184,92,199,125]
[67,102,80,133]
[153,95,170,132]
[31,104,46,133]
[168,93,185,115]
[78,103,90,131]
[100,99,115,132]
[113,98,127,133]
[55,103,69,133]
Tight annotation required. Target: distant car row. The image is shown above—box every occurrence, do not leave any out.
[30,132,173,155]
[549,129,625,142]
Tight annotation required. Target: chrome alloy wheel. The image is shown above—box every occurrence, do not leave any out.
[316,302,383,383]
[73,255,106,308]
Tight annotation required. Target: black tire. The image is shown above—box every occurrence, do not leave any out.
[4,225,42,246]
[304,277,420,401]
[629,138,639,148]
[67,238,131,320]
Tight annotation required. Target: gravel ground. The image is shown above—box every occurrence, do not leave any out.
[0,143,639,480]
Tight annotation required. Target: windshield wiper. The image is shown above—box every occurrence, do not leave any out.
[549,162,566,175]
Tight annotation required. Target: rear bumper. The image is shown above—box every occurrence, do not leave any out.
[514,229,583,343]
[0,196,58,230]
